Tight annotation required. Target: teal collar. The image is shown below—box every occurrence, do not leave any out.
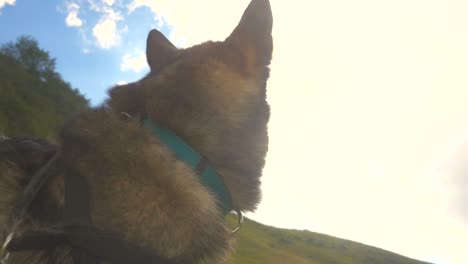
[142,119,233,215]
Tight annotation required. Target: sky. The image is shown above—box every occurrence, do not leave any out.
[1,0,468,263]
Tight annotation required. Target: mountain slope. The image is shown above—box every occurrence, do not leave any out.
[228,217,431,264]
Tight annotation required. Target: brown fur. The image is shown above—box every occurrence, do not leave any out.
[0,0,273,263]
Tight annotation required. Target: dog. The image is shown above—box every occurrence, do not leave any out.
[0,0,272,263]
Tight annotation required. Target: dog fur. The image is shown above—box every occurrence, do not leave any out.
[0,0,273,263]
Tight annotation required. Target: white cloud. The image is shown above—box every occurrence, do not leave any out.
[65,2,83,27]
[93,18,119,49]
[88,0,102,12]
[88,0,123,49]
[0,0,15,8]
[103,0,115,6]
[0,0,15,14]
[88,0,121,19]
[120,51,148,73]
[103,7,122,21]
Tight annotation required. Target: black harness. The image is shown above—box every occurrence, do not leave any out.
[1,148,178,264]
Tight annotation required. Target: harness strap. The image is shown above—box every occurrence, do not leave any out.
[63,169,93,227]
[63,169,99,264]
[7,231,65,251]
[63,227,178,264]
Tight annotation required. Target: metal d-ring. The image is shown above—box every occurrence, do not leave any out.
[0,232,14,264]
[120,112,132,120]
[230,209,244,234]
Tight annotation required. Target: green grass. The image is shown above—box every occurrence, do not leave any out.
[226,217,431,264]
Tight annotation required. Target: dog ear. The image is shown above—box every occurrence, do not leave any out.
[146,29,178,72]
[226,0,273,71]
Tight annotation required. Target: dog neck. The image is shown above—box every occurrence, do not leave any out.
[142,118,233,215]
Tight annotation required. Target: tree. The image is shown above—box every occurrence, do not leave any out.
[0,36,89,139]
[0,36,56,78]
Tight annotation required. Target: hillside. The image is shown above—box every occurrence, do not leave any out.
[228,217,431,264]
[0,36,88,140]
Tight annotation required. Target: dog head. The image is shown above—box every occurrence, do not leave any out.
[108,0,273,212]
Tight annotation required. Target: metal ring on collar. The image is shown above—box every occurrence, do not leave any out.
[230,209,244,234]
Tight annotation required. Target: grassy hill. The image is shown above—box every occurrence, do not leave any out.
[0,36,88,140]
[228,217,431,264]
